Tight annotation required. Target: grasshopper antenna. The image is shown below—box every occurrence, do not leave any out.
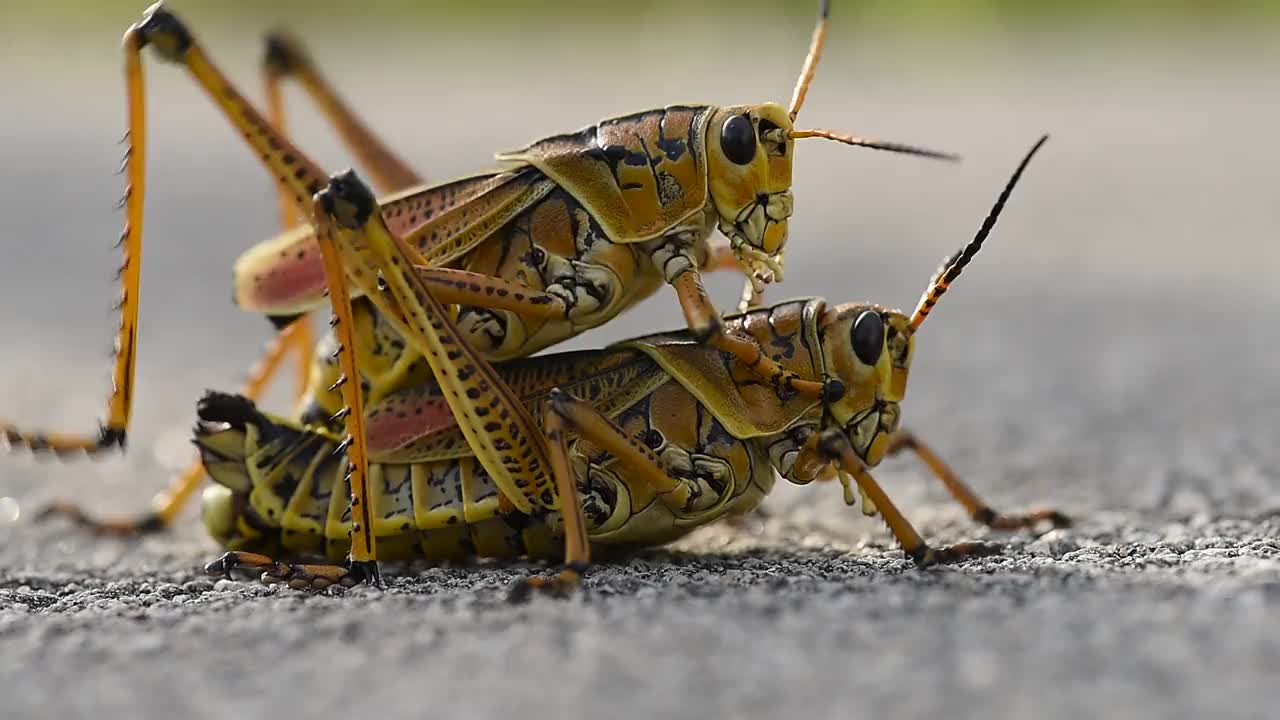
[910,134,1049,331]
[786,3,960,163]
[790,129,960,162]
[788,0,830,121]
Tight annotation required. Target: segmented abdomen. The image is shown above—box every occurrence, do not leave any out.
[200,424,563,562]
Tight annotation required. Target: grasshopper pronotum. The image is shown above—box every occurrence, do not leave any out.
[2,1,956,554]
[194,136,1066,591]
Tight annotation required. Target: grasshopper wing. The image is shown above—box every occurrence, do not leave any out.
[234,168,554,316]
[366,347,669,465]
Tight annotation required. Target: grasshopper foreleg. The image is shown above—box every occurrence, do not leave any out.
[884,430,1073,533]
[816,429,1004,567]
[706,243,767,313]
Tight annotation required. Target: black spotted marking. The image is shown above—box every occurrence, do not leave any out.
[656,110,688,162]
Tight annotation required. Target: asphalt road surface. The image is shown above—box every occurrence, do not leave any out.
[0,21,1277,720]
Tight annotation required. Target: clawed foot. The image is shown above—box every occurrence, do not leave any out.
[507,566,585,603]
[977,506,1073,535]
[204,551,383,591]
[909,541,1004,568]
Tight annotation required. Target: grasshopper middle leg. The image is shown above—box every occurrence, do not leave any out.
[262,29,423,196]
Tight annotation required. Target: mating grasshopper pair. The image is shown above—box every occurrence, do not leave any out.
[2,1,1066,589]
[193,134,1064,592]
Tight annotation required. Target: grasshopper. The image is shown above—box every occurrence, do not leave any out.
[194,136,1066,591]
[2,1,957,546]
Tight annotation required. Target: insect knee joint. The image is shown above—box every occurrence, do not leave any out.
[815,428,848,462]
[263,32,304,76]
[690,314,724,343]
[267,312,306,332]
[546,387,574,416]
[821,378,846,403]
[317,170,376,228]
[136,4,193,62]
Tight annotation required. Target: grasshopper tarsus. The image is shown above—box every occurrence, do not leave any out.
[346,559,384,589]
[909,541,1004,568]
[508,568,583,604]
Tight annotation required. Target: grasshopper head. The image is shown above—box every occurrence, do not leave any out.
[706,103,796,287]
[707,1,957,291]
[817,305,914,466]
[818,134,1049,467]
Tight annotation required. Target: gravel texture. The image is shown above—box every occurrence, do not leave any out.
[1,18,1278,720]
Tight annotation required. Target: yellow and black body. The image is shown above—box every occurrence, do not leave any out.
[194,133,1069,584]
[2,2,954,547]
[196,298,905,562]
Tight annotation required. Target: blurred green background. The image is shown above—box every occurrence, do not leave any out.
[5,0,1280,30]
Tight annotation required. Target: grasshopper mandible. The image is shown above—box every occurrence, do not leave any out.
[2,1,956,545]
[193,136,1065,591]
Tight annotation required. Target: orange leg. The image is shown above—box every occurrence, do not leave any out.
[670,270,832,400]
[306,200,379,583]
[706,244,767,313]
[204,550,369,591]
[263,30,423,195]
[2,4,334,458]
[31,3,346,533]
[513,388,698,600]
[816,429,1003,567]
[884,430,1072,532]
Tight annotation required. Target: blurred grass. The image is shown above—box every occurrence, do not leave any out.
[5,0,1280,33]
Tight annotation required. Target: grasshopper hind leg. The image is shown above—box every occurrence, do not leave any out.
[204,550,375,591]
[262,29,423,196]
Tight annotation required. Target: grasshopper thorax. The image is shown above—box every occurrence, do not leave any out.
[706,103,796,285]
[817,304,914,465]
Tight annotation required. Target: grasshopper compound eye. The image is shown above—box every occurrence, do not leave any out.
[851,310,884,366]
[720,114,758,165]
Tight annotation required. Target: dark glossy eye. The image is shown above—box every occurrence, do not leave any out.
[851,310,884,367]
[720,114,757,165]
